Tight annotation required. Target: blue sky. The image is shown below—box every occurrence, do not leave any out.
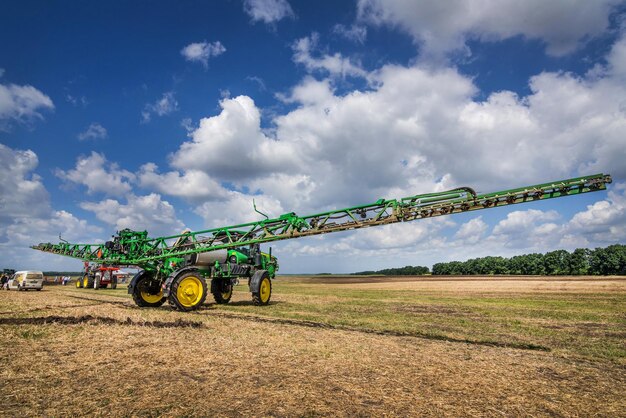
[1,0,626,273]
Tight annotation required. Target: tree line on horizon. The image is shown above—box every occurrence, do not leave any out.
[351,244,626,276]
[351,265,431,276]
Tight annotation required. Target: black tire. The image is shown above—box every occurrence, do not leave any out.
[252,272,272,306]
[85,275,95,289]
[211,278,233,304]
[36,288,41,291]
[111,276,118,289]
[168,271,207,311]
[131,274,166,307]
[94,274,101,289]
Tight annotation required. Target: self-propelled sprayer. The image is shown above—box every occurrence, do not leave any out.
[32,174,612,311]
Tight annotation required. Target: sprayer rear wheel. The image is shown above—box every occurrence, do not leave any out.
[211,278,233,304]
[168,271,207,311]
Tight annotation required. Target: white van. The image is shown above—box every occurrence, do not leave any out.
[8,271,44,291]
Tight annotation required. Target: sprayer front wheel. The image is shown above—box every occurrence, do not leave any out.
[132,275,166,307]
[76,278,83,288]
[168,271,207,311]
[252,274,272,306]
[211,278,233,304]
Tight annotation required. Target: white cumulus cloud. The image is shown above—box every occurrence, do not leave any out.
[244,0,295,24]
[566,183,626,245]
[142,91,178,123]
[77,122,107,141]
[0,83,54,130]
[333,24,367,43]
[292,33,368,79]
[0,144,102,270]
[138,163,229,202]
[170,95,300,181]
[454,216,488,244]
[357,0,622,59]
[80,193,184,237]
[0,143,51,222]
[55,152,135,196]
[180,41,226,67]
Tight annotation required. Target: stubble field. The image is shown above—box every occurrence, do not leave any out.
[1,275,625,417]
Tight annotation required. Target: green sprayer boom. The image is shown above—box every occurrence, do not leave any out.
[32,173,612,311]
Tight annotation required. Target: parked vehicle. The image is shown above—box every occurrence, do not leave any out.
[8,271,44,291]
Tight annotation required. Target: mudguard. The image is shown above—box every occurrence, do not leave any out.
[161,266,199,297]
[127,270,148,295]
[249,269,268,294]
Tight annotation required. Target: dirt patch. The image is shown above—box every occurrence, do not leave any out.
[0,315,203,328]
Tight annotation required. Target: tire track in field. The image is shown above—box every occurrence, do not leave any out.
[0,301,110,315]
[65,294,136,307]
[0,315,203,328]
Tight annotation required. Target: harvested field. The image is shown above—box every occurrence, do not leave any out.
[1,276,625,417]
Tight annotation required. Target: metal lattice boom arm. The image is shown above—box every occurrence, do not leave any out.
[31,173,612,266]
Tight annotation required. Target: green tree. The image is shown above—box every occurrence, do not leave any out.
[590,245,626,275]
[544,250,570,275]
[568,248,591,275]
[519,253,546,275]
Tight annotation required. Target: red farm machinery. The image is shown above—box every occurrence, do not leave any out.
[76,262,120,289]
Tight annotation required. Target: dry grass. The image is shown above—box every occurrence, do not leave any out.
[1,277,625,417]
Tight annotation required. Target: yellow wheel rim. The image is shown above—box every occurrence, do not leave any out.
[83,276,88,287]
[177,276,204,308]
[222,288,232,300]
[76,279,81,288]
[140,290,163,304]
[259,278,270,303]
